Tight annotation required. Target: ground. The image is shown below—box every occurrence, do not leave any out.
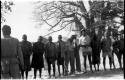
[27,50,124,79]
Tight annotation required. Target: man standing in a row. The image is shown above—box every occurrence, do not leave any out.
[56,35,65,76]
[20,34,32,79]
[79,29,92,72]
[31,36,45,79]
[72,35,81,73]
[45,36,57,78]
[1,25,24,79]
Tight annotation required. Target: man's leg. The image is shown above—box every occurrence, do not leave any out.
[103,57,106,70]
[39,68,42,78]
[88,54,92,71]
[21,69,24,79]
[94,64,96,71]
[25,70,28,79]
[34,68,37,79]
[70,54,75,74]
[75,49,81,72]
[47,61,51,77]
[10,64,21,79]
[109,56,112,70]
[83,55,87,72]
[112,51,116,69]
[1,73,11,79]
[52,63,55,77]
[97,64,100,71]
[64,55,69,76]
[62,60,65,76]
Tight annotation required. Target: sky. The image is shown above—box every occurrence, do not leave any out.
[1,0,90,42]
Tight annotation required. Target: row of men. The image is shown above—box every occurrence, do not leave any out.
[1,25,124,79]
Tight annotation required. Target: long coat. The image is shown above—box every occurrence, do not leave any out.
[31,42,45,69]
[119,38,124,54]
[1,37,24,79]
[91,33,101,65]
[20,41,32,71]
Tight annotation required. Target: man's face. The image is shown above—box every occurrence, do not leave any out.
[23,35,27,41]
[81,31,86,36]
[49,37,52,42]
[121,34,124,39]
[58,36,62,41]
[95,29,99,35]
[38,37,42,42]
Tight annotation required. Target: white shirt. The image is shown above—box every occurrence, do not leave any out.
[79,35,91,45]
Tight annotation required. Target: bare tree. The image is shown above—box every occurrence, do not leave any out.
[33,0,124,37]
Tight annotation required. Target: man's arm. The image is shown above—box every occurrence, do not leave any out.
[29,42,33,55]
[17,39,24,70]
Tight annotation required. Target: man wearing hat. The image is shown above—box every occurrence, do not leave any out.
[79,28,93,72]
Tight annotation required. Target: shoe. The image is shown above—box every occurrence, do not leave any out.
[48,75,51,79]
[33,77,36,79]
[58,74,61,77]
[83,70,87,73]
[69,72,75,75]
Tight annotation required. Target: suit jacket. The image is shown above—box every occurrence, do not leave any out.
[20,41,32,70]
[1,37,24,73]
[56,40,66,58]
[45,42,57,58]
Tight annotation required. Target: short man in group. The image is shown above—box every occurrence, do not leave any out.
[1,25,24,79]
[20,34,32,79]
[56,35,66,76]
[31,36,45,78]
[79,29,93,72]
[45,36,57,78]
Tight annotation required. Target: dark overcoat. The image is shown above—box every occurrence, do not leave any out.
[91,33,101,65]
[31,42,45,69]
[20,41,32,71]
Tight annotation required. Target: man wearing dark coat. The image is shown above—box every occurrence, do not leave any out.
[91,28,102,71]
[56,35,66,76]
[20,34,32,79]
[117,34,124,69]
[31,36,45,79]
[45,36,57,78]
[1,25,24,79]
